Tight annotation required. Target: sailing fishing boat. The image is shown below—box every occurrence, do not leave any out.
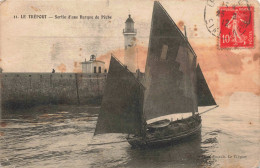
[94,1,217,148]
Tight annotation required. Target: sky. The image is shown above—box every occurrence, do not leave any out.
[0,0,259,103]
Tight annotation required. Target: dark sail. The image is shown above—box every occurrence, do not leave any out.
[94,56,145,135]
[176,42,198,113]
[143,1,198,120]
[196,64,216,106]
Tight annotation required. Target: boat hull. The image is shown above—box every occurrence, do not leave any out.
[127,115,202,148]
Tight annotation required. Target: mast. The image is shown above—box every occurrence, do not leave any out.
[181,25,197,116]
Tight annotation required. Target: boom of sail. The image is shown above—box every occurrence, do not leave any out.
[94,56,145,135]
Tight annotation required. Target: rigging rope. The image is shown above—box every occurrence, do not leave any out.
[199,105,219,115]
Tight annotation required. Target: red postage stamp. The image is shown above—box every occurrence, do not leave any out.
[219,6,254,49]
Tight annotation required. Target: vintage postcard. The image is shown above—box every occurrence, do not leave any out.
[0,0,259,167]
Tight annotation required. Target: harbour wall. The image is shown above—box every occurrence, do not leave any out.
[0,73,106,109]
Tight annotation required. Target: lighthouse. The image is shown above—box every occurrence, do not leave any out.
[123,14,137,72]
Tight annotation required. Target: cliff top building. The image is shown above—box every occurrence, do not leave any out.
[81,55,106,73]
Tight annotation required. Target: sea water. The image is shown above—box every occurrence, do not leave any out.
[0,92,259,168]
